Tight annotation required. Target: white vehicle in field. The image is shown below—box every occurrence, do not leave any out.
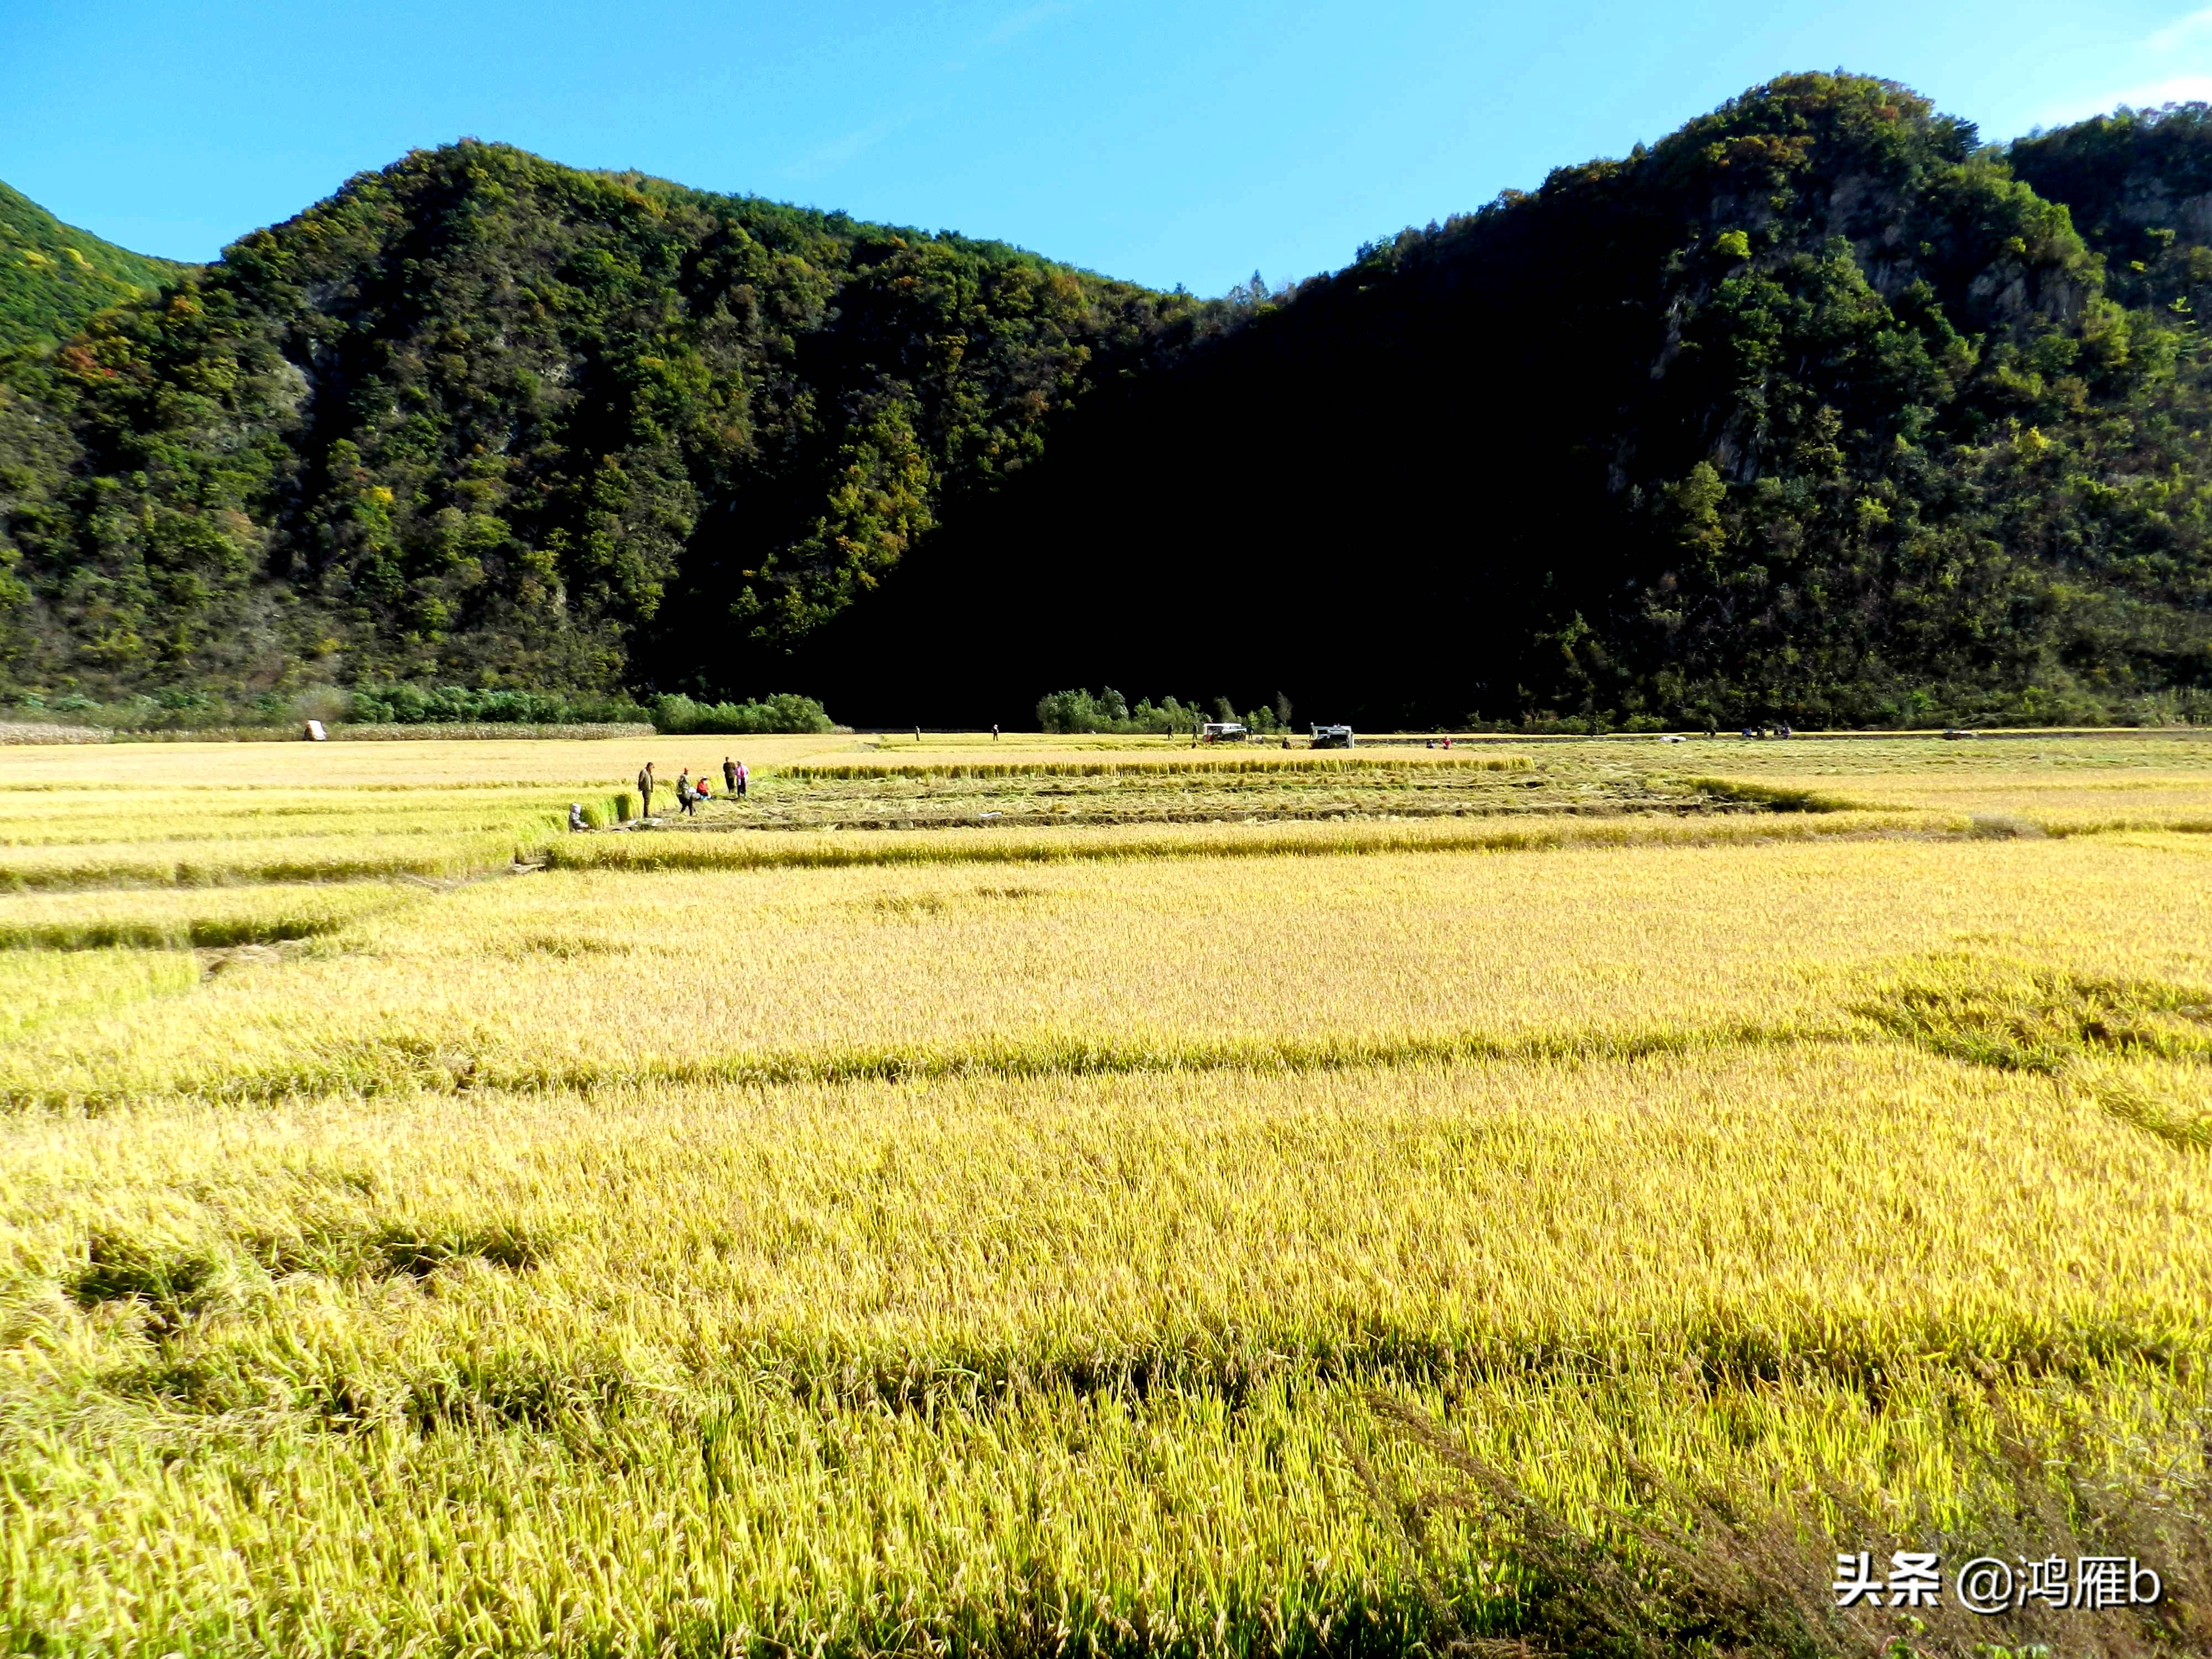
[1310,724,1354,749]
[1200,721,1249,743]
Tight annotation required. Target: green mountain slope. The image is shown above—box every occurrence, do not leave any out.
[0,180,189,352]
[4,82,2212,726]
[0,144,1204,696]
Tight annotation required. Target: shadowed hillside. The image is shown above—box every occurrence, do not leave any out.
[802,75,2212,728]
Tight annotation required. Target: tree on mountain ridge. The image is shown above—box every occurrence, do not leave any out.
[0,180,190,354]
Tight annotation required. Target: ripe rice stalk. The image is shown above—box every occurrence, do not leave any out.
[3,1052,2206,1654]
[0,729,2209,1655]
[6,836,2203,1113]
[0,794,632,891]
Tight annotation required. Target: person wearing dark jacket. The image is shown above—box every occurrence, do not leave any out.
[723,757,738,797]
[636,762,655,819]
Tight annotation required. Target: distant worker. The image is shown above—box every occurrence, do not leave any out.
[568,802,587,832]
[676,769,695,816]
[722,756,737,796]
[993,724,1000,741]
[733,758,748,799]
[696,771,713,802]
[637,760,656,819]
[915,726,922,743]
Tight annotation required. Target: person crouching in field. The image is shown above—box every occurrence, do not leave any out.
[636,761,655,819]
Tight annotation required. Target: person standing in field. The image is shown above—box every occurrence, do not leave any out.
[734,758,748,799]
[676,769,695,816]
[722,757,737,797]
[637,761,655,819]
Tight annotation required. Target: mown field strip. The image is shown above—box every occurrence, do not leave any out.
[0,733,860,787]
[0,791,632,891]
[548,807,1942,873]
[0,831,538,893]
[782,753,1537,779]
[0,805,587,849]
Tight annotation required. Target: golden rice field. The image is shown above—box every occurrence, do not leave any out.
[3,729,2211,1657]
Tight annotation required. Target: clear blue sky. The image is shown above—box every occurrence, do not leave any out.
[6,0,2212,296]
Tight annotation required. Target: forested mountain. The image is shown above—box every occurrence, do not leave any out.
[811,75,2212,727]
[5,75,2212,727]
[0,182,189,352]
[0,145,1206,700]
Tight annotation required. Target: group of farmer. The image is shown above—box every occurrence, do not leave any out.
[633,757,748,820]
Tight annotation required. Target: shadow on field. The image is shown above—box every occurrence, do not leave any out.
[1350,1389,2212,1659]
